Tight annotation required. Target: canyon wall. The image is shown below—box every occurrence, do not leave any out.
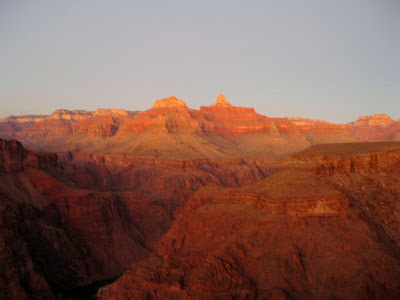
[1,96,398,160]
[101,142,400,299]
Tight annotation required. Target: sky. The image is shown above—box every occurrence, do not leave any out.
[0,1,399,123]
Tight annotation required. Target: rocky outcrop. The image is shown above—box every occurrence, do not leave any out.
[199,96,274,136]
[289,114,400,144]
[0,139,57,174]
[78,95,310,158]
[293,142,400,260]
[152,96,188,109]
[93,108,133,117]
[0,139,39,173]
[57,153,281,214]
[352,114,394,126]
[0,97,398,158]
[0,95,399,299]
[124,94,270,137]
[345,114,400,141]
[0,201,98,300]
[288,117,356,144]
[0,95,331,158]
[287,142,400,175]
[0,109,139,139]
[213,94,232,107]
[99,255,256,300]
[0,139,173,298]
[0,138,281,298]
[49,109,91,121]
[101,142,400,299]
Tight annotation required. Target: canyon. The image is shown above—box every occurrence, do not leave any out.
[0,95,399,299]
[100,142,400,299]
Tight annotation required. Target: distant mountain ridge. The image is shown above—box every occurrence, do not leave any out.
[344,114,400,141]
[0,95,398,158]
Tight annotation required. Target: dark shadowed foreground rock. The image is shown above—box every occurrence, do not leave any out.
[0,139,172,299]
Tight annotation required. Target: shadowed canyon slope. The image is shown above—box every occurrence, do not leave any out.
[0,138,278,299]
[101,142,400,299]
[0,139,174,299]
[1,95,400,299]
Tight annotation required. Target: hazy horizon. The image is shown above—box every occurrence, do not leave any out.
[1,1,399,123]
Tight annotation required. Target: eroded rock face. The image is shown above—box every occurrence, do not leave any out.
[152,96,188,109]
[0,95,310,158]
[345,114,400,141]
[57,153,281,214]
[0,202,54,300]
[353,114,394,126]
[0,139,173,298]
[1,95,398,160]
[288,117,356,144]
[0,97,399,158]
[0,138,281,298]
[213,94,232,107]
[0,95,399,299]
[101,142,400,299]
[0,139,39,173]
[0,201,98,299]
[0,108,139,139]
[294,143,400,259]
[93,108,131,117]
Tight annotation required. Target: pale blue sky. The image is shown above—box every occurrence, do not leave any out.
[0,1,399,123]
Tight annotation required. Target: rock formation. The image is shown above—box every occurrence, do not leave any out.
[288,117,356,144]
[0,139,173,298]
[213,94,232,107]
[101,142,400,299]
[0,108,139,139]
[152,96,188,109]
[345,114,400,141]
[0,95,399,158]
[0,94,399,299]
[0,137,280,298]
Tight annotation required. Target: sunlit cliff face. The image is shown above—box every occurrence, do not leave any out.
[1,94,398,153]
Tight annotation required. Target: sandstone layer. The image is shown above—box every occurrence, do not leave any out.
[2,95,398,160]
[344,114,400,142]
[1,96,398,161]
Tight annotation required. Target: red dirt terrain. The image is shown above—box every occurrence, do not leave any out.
[100,142,400,299]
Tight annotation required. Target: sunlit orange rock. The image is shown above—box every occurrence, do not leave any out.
[213,93,232,107]
[152,96,188,109]
[344,114,400,141]
[288,117,356,144]
[2,95,398,160]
